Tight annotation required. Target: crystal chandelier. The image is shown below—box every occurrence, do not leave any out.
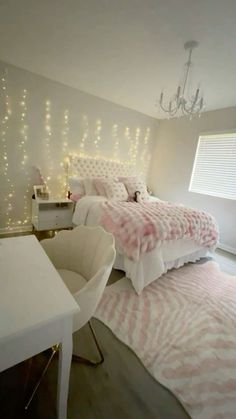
[159,41,204,117]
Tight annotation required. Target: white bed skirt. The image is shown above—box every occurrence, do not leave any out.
[114,241,210,294]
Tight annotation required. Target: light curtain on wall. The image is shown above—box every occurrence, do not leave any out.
[0,64,156,231]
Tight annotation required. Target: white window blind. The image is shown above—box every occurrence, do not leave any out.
[189,133,236,200]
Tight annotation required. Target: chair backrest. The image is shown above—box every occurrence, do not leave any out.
[41,226,116,331]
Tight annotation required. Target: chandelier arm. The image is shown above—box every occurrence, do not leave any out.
[159,100,178,114]
[182,99,203,115]
[166,105,179,117]
[159,102,171,113]
[170,108,179,117]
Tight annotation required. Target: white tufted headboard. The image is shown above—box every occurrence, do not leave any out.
[68,155,137,178]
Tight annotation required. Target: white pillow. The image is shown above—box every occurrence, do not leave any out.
[68,177,85,196]
[123,177,149,201]
[102,179,129,201]
[83,178,99,195]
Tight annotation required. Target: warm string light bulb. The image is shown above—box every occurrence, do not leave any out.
[44,100,53,195]
[79,114,89,156]
[112,124,119,160]
[59,109,70,197]
[126,126,135,164]
[94,119,102,157]
[140,127,151,176]
[62,109,69,153]
[19,89,31,225]
[1,77,10,179]
[131,127,140,165]
[19,89,28,163]
[1,70,15,229]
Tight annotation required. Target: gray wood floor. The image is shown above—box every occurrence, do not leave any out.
[214,248,236,275]
[0,233,235,419]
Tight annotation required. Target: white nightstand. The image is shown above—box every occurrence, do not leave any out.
[32,198,74,231]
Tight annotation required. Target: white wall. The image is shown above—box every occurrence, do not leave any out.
[148,108,236,251]
[0,60,158,231]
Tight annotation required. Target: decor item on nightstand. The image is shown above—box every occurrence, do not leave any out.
[33,185,47,198]
[33,184,50,200]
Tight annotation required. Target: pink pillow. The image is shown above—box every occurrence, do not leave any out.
[123,177,149,201]
[93,178,107,196]
[102,179,129,201]
[83,178,98,195]
[70,193,83,202]
[118,176,137,183]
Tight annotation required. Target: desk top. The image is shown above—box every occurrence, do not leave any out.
[0,235,79,343]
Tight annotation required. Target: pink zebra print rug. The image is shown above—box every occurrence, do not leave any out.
[95,261,236,419]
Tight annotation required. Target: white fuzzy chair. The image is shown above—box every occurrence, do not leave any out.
[25,226,115,409]
[41,226,115,338]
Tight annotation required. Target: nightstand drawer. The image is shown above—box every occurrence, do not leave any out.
[37,218,72,230]
[32,199,74,231]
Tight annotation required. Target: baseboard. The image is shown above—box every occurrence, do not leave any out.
[217,243,236,256]
[0,225,32,235]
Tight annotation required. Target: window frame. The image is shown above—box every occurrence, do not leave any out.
[189,130,236,200]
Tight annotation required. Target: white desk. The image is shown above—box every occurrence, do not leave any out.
[0,235,79,419]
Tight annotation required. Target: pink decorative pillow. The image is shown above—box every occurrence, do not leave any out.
[123,177,149,201]
[83,178,98,195]
[118,176,137,183]
[70,193,83,202]
[93,178,107,196]
[102,179,129,201]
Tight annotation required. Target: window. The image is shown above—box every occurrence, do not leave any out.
[189,133,236,200]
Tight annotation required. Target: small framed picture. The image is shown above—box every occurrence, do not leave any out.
[33,184,46,197]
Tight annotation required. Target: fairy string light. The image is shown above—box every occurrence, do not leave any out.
[0,69,14,229]
[62,109,69,153]
[94,119,102,157]
[140,127,151,176]
[79,114,89,156]
[126,126,135,165]
[112,124,119,160]
[58,109,70,197]
[18,89,31,225]
[132,127,140,165]
[44,100,53,195]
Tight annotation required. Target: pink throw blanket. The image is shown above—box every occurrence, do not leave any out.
[101,201,218,260]
[95,261,236,419]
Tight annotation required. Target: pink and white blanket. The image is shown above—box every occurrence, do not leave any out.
[95,261,236,419]
[101,201,218,261]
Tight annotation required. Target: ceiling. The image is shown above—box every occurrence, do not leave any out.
[0,0,236,119]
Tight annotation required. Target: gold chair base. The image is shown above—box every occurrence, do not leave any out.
[24,321,104,409]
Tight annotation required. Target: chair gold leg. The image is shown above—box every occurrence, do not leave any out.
[24,344,59,410]
[72,321,104,366]
[24,322,103,409]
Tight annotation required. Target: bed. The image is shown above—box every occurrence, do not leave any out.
[68,156,218,294]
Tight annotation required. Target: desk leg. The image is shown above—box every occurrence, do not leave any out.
[57,316,73,419]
